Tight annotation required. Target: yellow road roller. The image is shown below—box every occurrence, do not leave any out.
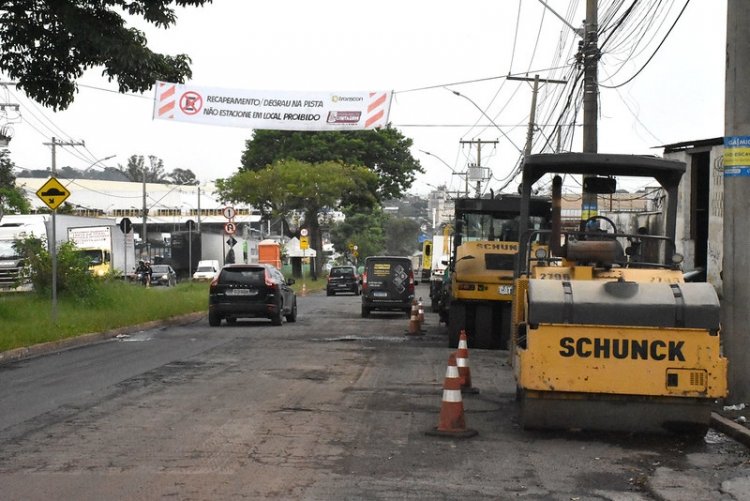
[512,153,727,435]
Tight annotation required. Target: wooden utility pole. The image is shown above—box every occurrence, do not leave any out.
[459,139,498,197]
[507,75,567,155]
[42,137,84,323]
[723,0,750,403]
[580,0,600,225]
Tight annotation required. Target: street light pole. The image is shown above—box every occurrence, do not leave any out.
[419,149,469,197]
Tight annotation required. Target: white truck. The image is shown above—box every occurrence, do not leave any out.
[428,235,450,312]
[0,214,122,289]
[67,225,135,277]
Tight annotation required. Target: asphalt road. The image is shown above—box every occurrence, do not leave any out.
[1,284,749,500]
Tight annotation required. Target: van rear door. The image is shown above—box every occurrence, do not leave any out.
[366,259,411,300]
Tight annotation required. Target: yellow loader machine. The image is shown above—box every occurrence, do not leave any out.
[513,153,727,434]
[443,195,550,350]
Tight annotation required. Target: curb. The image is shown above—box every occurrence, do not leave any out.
[0,311,206,365]
[710,412,750,448]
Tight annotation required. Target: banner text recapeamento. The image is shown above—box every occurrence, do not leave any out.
[152,81,392,131]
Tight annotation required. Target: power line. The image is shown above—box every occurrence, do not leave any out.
[394,65,571,94]
[600,0,691,89]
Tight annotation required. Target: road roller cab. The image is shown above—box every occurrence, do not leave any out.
[512,153,728,435]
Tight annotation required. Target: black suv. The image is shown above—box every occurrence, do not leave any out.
[208,264,297,326]
[326,265,361,296]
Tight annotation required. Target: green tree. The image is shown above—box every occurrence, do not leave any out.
[0,0,210,110]
[240,127,423,202]
[117,155,168,183]
[384,216,421,256]
[216,160,379,274]
[169,168,198,185]
[329,209,386,265]
[0,149,31,215]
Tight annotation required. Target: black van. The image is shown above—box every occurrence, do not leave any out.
[361,256,416,318]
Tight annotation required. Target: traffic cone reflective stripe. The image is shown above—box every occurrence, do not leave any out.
[418,298,425,323]
[426,353,477,438]
[456,330,478,393]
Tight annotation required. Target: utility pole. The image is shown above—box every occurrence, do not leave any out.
[459,139,498,197]
[142,162,148,261]
[507,75,568,155]
[42,137,84,323]
[580,0,600,225]
[723,0,750,403]
[582,0,598,154]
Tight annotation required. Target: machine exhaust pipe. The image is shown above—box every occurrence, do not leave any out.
[551,175,563,257]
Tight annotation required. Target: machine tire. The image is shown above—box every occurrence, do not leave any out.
[361,305,370,318]
[431,297,439,313]
[448,302,467,348]
[208,311,221,327]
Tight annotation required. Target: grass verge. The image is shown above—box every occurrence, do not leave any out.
[0,281,208,352]
[0,276,328,353]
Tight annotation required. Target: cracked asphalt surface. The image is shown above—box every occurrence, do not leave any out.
[0,284,748,500]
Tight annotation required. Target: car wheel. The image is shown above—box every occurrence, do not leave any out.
[271,302,284,326]
[361,305,370,318]
[286,298,298,322]
[326,290,332,296]
[208,311,221,327]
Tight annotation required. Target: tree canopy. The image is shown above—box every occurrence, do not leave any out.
[240,127,423,202]
[0,0,211,110]
[217,159,378,234]
[0,149,31,216]
[118,155,167,183]
[217,159,379,275]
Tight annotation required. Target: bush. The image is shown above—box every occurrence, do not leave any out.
[14,236,97,300]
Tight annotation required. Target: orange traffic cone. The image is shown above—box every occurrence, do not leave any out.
[407,299,422,336]
[301,282,307,296]
[418,297,425,324]
[426,353,478,438]
[456,330,479,394]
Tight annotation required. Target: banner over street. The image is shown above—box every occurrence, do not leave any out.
[153,81,392,131]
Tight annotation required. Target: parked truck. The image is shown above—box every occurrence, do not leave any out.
[427,234,450,312]
[0,214,118,290]
[67,225,135,277]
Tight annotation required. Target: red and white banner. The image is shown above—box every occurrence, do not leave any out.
[153,81,392,131]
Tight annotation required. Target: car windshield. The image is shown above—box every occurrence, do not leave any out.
[152,266,170,273]
[196,266,214,272]
[221,268,265,285]
[330,268,354,277]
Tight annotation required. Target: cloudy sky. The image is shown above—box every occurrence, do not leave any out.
[1,0,726,197]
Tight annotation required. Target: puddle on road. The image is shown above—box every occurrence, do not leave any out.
[116,332,154,342]
[313,335,410,343]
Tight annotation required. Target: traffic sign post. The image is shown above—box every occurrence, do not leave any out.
[222,206,236,220]
[36,177,71,324]
[119,218,133,279]
[36,177,70,210]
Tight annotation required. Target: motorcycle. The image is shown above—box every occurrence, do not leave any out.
[134,270,152,287]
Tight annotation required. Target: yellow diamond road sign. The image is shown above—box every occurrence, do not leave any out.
[36,177,70,210]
